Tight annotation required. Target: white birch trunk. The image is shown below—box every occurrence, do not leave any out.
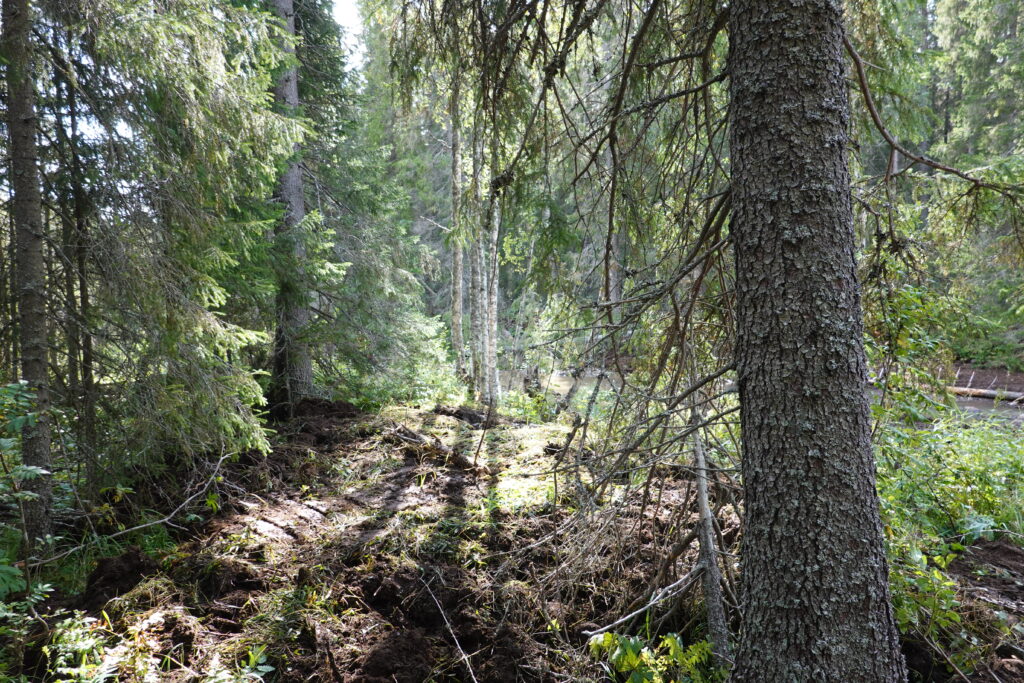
[484,192,501,408]
[449,75,465,377]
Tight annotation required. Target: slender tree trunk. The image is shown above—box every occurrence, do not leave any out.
[690,409,730,669]
[484,192,501,409]
[470,130,487,402]
[476,235,490,402]
[600,38,626,324]
[728,1,906,679]
[76,144,98,496]
[55,49,99,494]
[483,125,501,409]
[0,220,14,376]
[55,72,81,418]
[469,231,483,398]
[270,0,314,406]
[3,0,52,549]
[609,229,625,307]
[452,247,464,368]
[449,74,465,378]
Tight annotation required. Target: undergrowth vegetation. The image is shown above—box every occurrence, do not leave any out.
[879,415,1024,673]
[1,377,1023,681]
[1,0,1023,678]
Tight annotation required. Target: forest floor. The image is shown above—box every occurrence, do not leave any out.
[950,362,1024,393]
[31,399,1024,682]
[43,400,627,681]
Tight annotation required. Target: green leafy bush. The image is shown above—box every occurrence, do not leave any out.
[588,632,725,683]
[501,390,556,423]
[877,415,1024,671]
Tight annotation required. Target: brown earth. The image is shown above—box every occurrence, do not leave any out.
[949,540,1024,682]
[950,363,1024,394]
[45,404,630,681]
[30,400,1024,682]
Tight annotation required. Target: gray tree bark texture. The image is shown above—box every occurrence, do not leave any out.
[728,0,907,679]
[484,191,501,409]
[270,0,314,405]
[469,233,483,397]
[470,133,488,402]
[449,77,465,378]
[3,0,53,549]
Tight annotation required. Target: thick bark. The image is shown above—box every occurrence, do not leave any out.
[4,0,52,548]
[270,0,314,405]
[449,76,465,378]
[728,0,907,679]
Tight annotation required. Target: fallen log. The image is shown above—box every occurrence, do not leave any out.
[946,386,1024,404]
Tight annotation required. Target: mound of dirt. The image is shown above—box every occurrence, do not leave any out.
[354,628,434,682]
[293,397,360,419]
[949,539,1024,681]
[266,396,360,422]
[78,545,159,611]
[951,539,1024,618]
[432,404,526,429]
[344,564,530,683]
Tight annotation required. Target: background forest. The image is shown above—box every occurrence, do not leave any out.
[0,0,1022,680]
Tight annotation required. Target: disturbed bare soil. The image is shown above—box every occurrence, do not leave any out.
[49,401,621,681]
[25,399,1024,682]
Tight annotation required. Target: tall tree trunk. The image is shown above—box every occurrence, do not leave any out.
[470,130,487,401]
[449,73,465,379]
[3,0,52,549]
[54,49,98,494]
[469,231,483,398]
[270,0,314,406]
[728,0,906,679]
[0,219,14,376]
[484,190,501,409]
[476,234,490,402]
[452,247,464,369]
[482,125,501,409]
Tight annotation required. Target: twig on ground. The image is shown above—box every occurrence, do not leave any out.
[28,453,231,568]
[581,563,704,637]
[421,573,481,683]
